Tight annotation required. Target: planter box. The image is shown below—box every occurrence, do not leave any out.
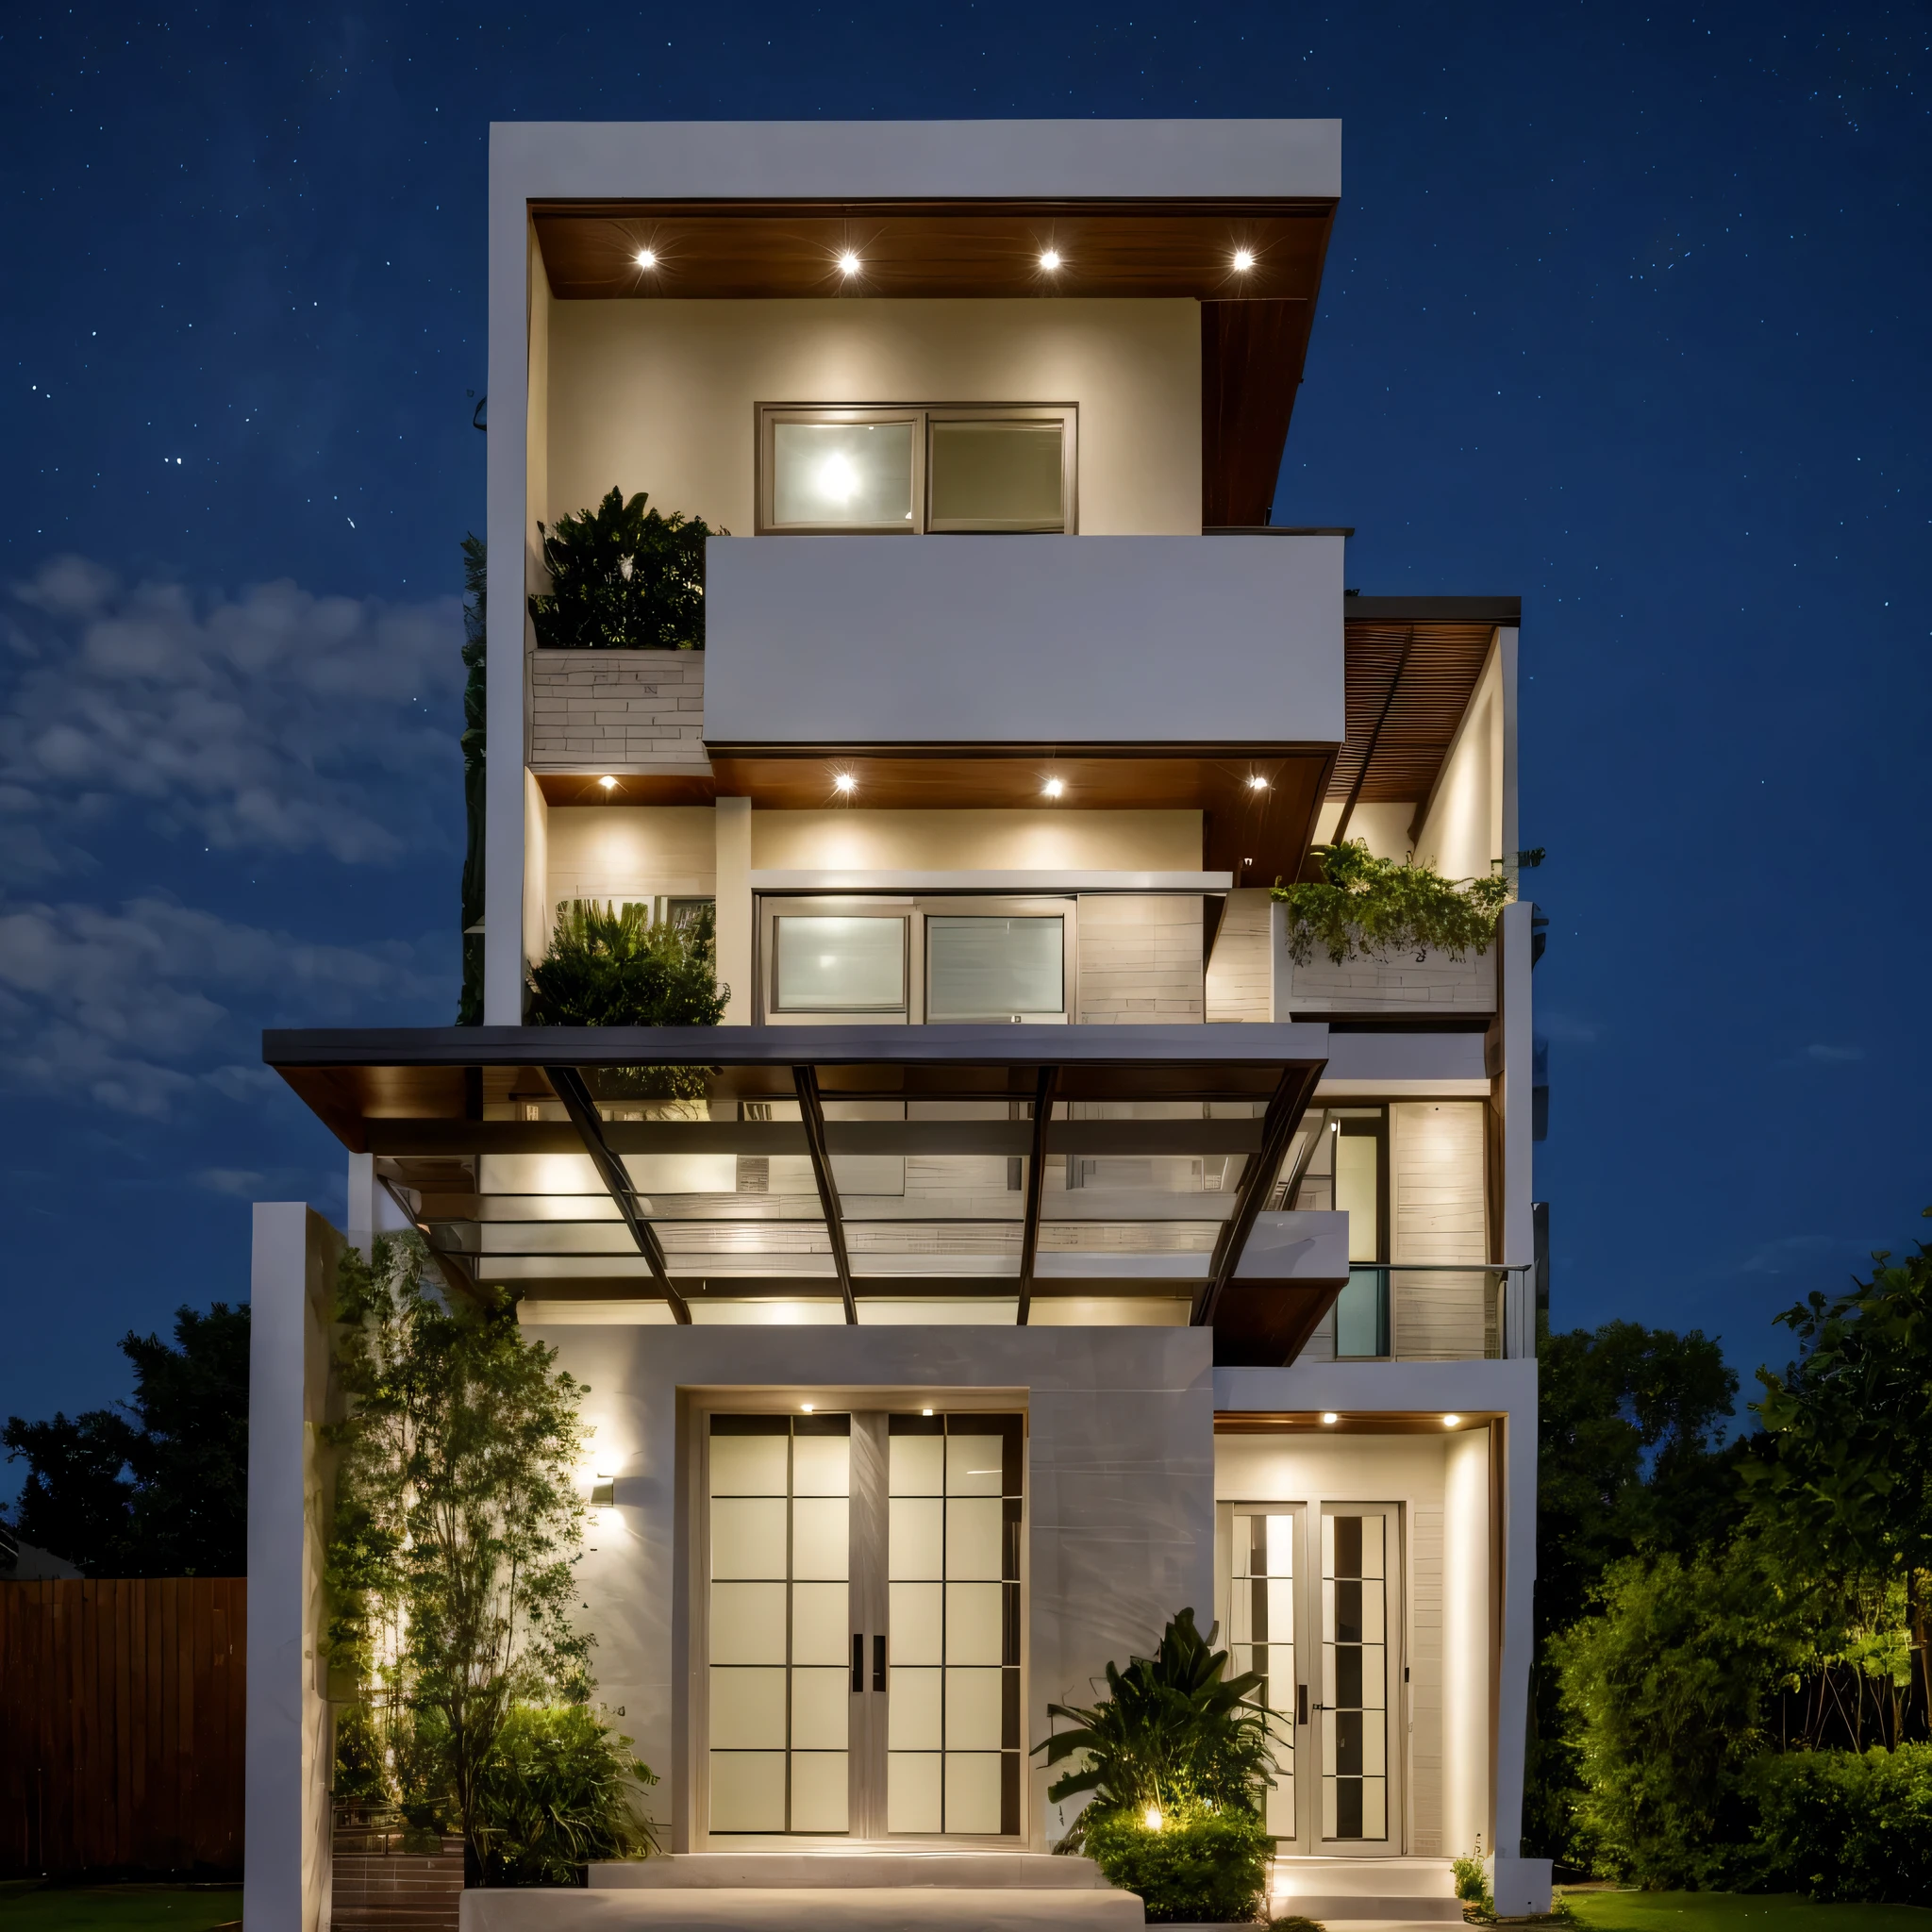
[1281,942,1496,1018]
[527,649,708,774]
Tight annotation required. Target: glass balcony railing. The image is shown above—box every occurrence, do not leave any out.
[1332,1263,1533,1361]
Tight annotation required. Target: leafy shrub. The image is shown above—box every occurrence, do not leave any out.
[1452,1855,1492,1913]
[1735,1745,1932,1904]
[1271,841,1509,968]
[1037,1607,1275,1848]
[472,1704,658,1888]
[527,488,717,650]
[1082,1806,1272,1924]
[526,902,726,1097]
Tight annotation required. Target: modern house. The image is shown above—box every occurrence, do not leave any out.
[245,119,1550,1930]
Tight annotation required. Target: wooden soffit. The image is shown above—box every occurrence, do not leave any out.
[530,198,1336,302]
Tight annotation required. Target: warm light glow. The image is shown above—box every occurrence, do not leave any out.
[1322,1411,1340,1425]
[833,773,857,794]
[1443,1413,1462,1427]
[817,452,858,503]
[921,1407,934,1417]
[801,1403,816,1414]
[838,250,861,275]
[1143,1806,1163,1831]
[635,248,658,270]
[1042,777,1064,798]
[1247,774,1269,790]
[598,774,617,791]
[1040,249,1062,270]
[1233,248,1256,272]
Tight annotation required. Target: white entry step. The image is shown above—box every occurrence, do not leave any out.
[462,1888,1141,1931]
[591,1852,1111,1890]
[1272,1855,1462,1922]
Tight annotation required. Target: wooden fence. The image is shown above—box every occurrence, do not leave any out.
[0,1577,246,1878]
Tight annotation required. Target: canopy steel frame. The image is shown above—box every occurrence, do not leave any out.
[791,1064,858,1324]
[1015,1065,1058,1327]
[545,1064,691,1324]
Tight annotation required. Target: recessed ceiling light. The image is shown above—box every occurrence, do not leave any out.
[635,248,658,270]
[598,774,617,791]
[1042,777,1064,798]
[838,251,861,275]
[1321,1412,1340,1425]
[1040,249,1062,271]
[921,1407,934,1417]
[1233,248,1255,272]
[833,773,857,793]
[1443,1413,1461,1427]
[1247,774,1269,790]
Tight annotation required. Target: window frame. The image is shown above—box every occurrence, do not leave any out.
[756,403,1077,536]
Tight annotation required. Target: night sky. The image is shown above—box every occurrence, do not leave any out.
[2,3,1925,1477]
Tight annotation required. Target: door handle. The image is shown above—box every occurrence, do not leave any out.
[852,1633,863,1693]
[1297,1684,1308,1726]
[873,1633,887,1692]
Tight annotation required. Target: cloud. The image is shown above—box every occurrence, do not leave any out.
[1736,1232,1860,1278]
[1803,1042,1864,1064]
[0,891,442,1118]
[1,557,463,874]
[196,1167,267,1196]
[1536,1008,1603,1046]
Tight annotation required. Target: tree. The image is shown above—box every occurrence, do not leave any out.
[4,1302,251,1575]
[526,488,717,651]
[458,533,487,1026]
[327,1237,599,1882]
[1745,1208,1932,1737]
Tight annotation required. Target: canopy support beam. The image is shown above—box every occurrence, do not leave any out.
[792,1065,858,1324]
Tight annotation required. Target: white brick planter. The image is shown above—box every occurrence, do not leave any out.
[527,648,708,773]
[1281,941,1496,1018]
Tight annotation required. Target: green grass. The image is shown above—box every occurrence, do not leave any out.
[0,1884,242,1931]
[1565,1890,1932,1932]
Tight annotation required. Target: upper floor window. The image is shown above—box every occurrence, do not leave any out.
[758,405,1075,535]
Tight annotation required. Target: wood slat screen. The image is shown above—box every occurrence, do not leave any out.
[0,1577,245,1879]
[1330,623,1499,804]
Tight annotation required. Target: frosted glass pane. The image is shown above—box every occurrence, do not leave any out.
[1335,1268,1386,1357]
[709,1667,787,1749]
[791,1435,850,1497]
[890,1582,943,1665]
[710,1434,787,1496]
[945,1582,1004,1665]
[889,1666,942,1750]
[1336,1134,1379,1263]
[926,918,1063,1021]
[710,1582,788,1664]
[1361,1646,1386,1710]
[710,1751,786,1832]
[774,420,915,527]
[947,1436,1006,1497]
[1362,1778,1387,1838]
[890,1498,943,1580]
[776,917,906,1011]
[1362,1710,1387,1772]
[929,420,1064,528]
[1361,1516,1385,1579]
[790,1753,849,1833]
[943,1668,1003,1750]
[1267,1578,1295,1641]
[1321,1776,1337,1839]
[791,1498,849,1581]
[888,1752,942,1834]
[943,1752,1003,1834]
[1265,1514,1294,1577]
[946,1498,1004,1580]
[711,1497,787,1580]
[890,1434,944,1496]
[791,1668,850,1751]
[791,1582,850,1666]
[1359,1587,1384,1643]
[1232,1514,1256,1580]
[1266,1770,1296,1838]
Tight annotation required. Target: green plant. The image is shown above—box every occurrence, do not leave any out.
[471,1704,658,1887]
[1036,1607,1274,1853]
[1454,1854,1494,1916]
[1081,1806,1273,1924]
[1269,1918,1328,1932]
[325,1235,605,1882]
[527,487,719,651]
[1733,1744,1932,1905]
[1271,841,1510,968]
[525,901,726,1098]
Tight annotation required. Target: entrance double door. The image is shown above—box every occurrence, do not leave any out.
[1219,1501,1403,1851]
[703,1407,1024,1841]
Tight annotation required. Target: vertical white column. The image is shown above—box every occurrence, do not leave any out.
[1491,1391,1548,1909]
[1441,1425,1492,1861]
[244,1204,341,1932]
[1495,900,1535,1354]
[714,797,753,1024]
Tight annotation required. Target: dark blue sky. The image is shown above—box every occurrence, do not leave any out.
[2,2,1925,1471]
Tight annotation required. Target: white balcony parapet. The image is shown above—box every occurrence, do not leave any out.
[704,534,1345,747]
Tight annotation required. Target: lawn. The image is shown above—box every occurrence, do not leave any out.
[0,1886,242,1931]
[1565,1891,1932,1932]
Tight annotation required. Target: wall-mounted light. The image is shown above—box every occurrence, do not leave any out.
[635,248,658,270]
[838,251,861,276]
[1232,248,1256,273]
[591,1472,616,1507]
[1039,249,1062,271]
[1042,777,1064,799]
[1321,1411,1339,1425]
[833,774,857,795]
[921,1407,934,1417]
[801,1403,816,1414]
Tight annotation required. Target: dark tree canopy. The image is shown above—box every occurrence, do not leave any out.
[3,1302,250,1576]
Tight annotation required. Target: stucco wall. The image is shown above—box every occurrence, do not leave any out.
[542,298,1202,540]
[748,808,1204,874]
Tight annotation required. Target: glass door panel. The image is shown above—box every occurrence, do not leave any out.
[1321,1507,1393,1844]
[708,1413,850,1834]
[1227,1507,1299,1840]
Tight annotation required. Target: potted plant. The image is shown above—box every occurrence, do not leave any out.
[527,488,720,651]
[1271,841,1510,969]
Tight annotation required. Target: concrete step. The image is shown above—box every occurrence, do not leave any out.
[1273,1856,1462,1921]
[591,1852,1110,1890]
[465,1887,1143,1930]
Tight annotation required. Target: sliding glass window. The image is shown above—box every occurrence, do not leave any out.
[758,406,1074,533]
[773,916,908,1015]
[925,917,1065,1023]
